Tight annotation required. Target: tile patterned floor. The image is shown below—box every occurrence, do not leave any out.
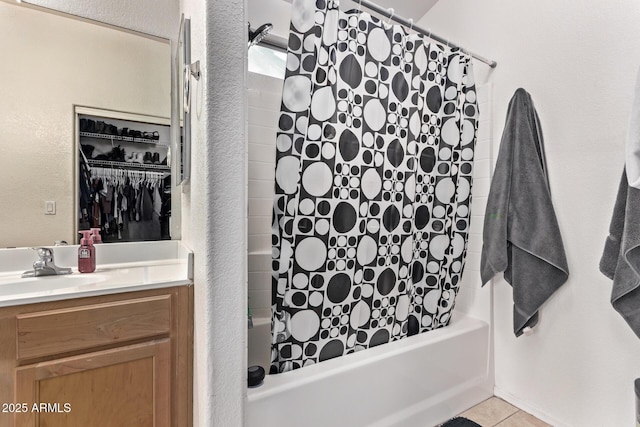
[456,397,551,427]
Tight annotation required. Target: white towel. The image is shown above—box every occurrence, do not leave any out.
[626,66,640,188]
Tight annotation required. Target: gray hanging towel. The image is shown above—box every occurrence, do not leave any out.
[481,88,569,337]
[600,169,640,339]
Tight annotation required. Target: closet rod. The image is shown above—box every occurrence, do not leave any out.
[260,1,497,68]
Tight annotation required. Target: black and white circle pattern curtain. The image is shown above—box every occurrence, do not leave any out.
[271,0,479,374]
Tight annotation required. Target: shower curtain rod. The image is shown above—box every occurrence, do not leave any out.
[358,0,497,68]
[260,0,497,68]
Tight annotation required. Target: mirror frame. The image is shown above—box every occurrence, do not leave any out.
[174,15,192,186]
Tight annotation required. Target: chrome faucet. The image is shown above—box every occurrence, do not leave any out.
[22,247,72,277]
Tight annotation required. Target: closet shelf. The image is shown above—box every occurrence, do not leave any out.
[79,131,168,146]
[87,159,170,171]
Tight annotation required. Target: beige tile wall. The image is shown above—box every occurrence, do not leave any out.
[248,73,283,319]
[454,84,493,323]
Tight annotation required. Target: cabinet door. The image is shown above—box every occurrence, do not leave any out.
[14,339,170,427]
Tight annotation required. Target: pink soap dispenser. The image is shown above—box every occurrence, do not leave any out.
[78,230,96,273]
[90,228,103,244]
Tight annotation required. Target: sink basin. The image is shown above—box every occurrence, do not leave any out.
[0,257,189,308]
[0,273,106,298]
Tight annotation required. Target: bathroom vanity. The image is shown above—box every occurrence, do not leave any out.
[0,242,193,427]
[0,3,193,425]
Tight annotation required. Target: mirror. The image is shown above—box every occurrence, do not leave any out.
[176,16,198,185]
[0,1,179,248]
[77,108,172,242]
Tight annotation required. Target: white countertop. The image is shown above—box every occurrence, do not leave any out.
[0,241,193,307]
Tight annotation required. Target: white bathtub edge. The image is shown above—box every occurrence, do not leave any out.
[248,314,487,402]
[371,375,492,427]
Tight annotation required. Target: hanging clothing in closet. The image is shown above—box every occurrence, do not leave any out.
[78,165,167,242]
[78,150,93,231]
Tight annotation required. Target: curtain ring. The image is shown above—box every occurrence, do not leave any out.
[408,19,414,32]
[357,0,362,13]
[387,8,394,25]
[440,33,449,49]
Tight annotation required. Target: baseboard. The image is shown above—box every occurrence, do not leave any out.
[493,387,571,427]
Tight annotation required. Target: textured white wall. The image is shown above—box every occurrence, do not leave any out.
[180,0,247,425]
[21,0,180,40]
[421,2,640,426]
[0,2,170,248]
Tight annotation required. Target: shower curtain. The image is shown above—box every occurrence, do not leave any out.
[271,0,479,374]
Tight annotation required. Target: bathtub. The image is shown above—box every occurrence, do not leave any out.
[247,313,492,427]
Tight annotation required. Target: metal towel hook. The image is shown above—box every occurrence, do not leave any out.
[386,8,394,26]
[357,0,362,13]
[408,19,414,32]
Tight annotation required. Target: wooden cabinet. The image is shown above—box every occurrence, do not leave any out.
[15,340,170,427]
[0,286,192,427]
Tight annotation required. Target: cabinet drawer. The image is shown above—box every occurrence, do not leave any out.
[16,295,171,361]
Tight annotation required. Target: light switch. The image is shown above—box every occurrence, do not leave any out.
[45,201,56,215]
